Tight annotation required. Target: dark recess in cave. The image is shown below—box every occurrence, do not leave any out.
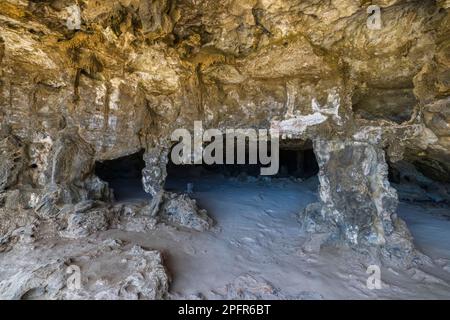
[166,139,319,179]
[351,88,417,124]
[278,147,319,179]
[387,158,450,204]
[95,149,147,201]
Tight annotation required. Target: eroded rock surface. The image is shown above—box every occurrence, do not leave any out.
[144,191,213,231]
[0,239,170,300]
[0,0,449,299]
[301,138,417,266]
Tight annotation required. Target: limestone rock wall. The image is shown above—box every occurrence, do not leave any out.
[0,0,449,254]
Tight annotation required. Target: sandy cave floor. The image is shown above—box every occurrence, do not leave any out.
[1,173,450,299]
[101,172,450,299]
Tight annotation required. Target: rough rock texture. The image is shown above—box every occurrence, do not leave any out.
[221,273,323,300]
[113,201,158,232]
[0,0,449,297]
[0,239,170,299]
[158,192,213,231]
[303,139,402,247]
[390,160,450,203]
[301,138,416,265]
[59,200,112,239]
[142,147,169,196]
[145,191,213,231]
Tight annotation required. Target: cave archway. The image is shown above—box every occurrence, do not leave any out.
[95,149,147,201]
[278,139,319,179]
[165,138,319,193]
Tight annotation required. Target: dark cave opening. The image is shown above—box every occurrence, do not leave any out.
[278,141,319,179]
[164,138,320,233]
[387,158,450,205]
[165,138,319,184]
[95,149,147,201]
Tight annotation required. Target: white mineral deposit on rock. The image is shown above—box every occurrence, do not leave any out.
[0,0,449,300]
